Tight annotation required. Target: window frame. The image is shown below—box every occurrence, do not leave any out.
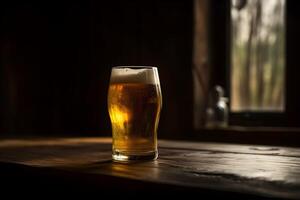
[208,0,299,127]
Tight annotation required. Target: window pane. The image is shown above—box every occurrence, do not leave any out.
[230,0,285,111]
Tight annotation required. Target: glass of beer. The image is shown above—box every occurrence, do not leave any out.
[108,66,162,162]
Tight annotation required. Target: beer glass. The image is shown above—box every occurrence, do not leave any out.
[108,66,162,162]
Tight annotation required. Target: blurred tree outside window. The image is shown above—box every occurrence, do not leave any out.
[231,0,285,112]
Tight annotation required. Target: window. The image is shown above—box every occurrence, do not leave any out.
[231,0,285,112]
[194,0,300,128]
[226,0,288,127]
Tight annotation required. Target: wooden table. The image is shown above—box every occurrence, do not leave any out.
[0,137,299,199]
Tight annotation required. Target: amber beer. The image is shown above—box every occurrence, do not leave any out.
[108,66,162,162]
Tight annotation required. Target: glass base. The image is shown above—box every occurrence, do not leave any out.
[112,150,158,162]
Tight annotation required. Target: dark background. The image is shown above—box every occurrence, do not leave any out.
[1,0,300,143]
[0,0,193,138]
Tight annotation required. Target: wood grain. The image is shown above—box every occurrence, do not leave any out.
[0,137,299,199]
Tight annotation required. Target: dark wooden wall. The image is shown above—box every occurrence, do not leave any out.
[0,0,193,138]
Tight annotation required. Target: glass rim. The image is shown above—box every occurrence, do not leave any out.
[112,66,157,70]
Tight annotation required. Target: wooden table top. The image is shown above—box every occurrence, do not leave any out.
[0,137,299,199]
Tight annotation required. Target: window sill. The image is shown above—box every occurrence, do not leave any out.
[192,126,300,147]
[204,125,300,132]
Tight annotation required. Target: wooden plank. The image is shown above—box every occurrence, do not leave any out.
[0,137,112,167]
[0,137,300,199]
[159,140,300,158]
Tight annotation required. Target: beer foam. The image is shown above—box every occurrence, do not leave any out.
[110,67,159,84]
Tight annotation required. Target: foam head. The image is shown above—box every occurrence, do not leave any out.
[110,66,159,84]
